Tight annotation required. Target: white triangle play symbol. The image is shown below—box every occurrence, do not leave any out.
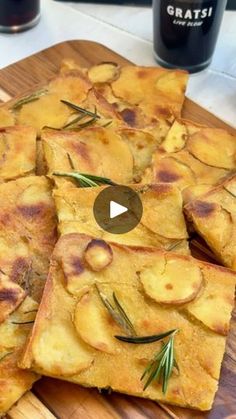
[110,200,128,219]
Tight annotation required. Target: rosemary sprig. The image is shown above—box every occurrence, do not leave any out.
[62,106,98,130]
[53,171,116,187]
[141,330,178,393]
[61,100,101,119]
[96,285,136,336]
[12,89,46,110]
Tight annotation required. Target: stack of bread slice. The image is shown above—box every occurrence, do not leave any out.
[0,61,235,415]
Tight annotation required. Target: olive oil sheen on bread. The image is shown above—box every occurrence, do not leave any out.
[153,0,227,73]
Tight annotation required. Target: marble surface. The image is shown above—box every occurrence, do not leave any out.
[0,0,235,127]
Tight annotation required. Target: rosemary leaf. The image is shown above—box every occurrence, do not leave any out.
[96,285,135,336]
[113,292,136,336]
[61,100,101,119]
[63,113,87,129]
[12,89,46,110]
[75,115,97,129]
[102,121,113,128]
[67,153,75,170]
[23,309,38,314]
[11,321,35,325]
[79,173,116,185]
[167,240,183,252]
[53,171,116,187]
[115,329,176,344]
[0,352,13,362]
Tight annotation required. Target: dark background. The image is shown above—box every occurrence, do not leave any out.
[55,0,236,8]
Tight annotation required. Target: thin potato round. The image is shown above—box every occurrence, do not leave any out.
[140,257,203,305]
[74,290,117,354]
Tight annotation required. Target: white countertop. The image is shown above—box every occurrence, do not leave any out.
[0,0,235,127]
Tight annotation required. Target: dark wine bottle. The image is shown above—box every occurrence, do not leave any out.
[0,0,40,33]
[153,0,227,73]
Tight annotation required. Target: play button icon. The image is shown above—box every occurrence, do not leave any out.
[93,186,143,234]
[110,201,128,219]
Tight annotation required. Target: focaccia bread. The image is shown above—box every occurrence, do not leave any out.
[0,107,15,127]
[0,176,57,301]
[0,275,38,416]
[54,183,189,254]
[20,233,236,411]
[87,63,188,143]
[0,126,36,181]
[42,126,160,186]
[4,69,123,134]
[185,175,236,270]
[143,120,236,201]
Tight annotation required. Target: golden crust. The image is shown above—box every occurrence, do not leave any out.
[15,70,92,133]
[88,63,188,143]
[185,175,236,270]
[20,233,236,411]
[142,120,236,198]
[8,70,122,136]
[0,107,15,127]
[42,125,170,186]
[0,276,38,416]
[0,126,36,182]
[0,176,57,301]
[54,183,189,254]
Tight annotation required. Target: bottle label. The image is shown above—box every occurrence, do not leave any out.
[166,2,215,27]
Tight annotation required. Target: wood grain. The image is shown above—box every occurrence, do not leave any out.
[7,391,56,419]
[0,40,235,419]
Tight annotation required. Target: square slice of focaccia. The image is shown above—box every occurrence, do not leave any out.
[0,176,57,301]
[42,126,161,186]
[142,119,236,202]
[20,233,236,411]
[54,183,189,254]
[185,175,236,270]
[0,126,36,182]
[0,275,38,416]
[3,69,123,135]
[87,63,188,143]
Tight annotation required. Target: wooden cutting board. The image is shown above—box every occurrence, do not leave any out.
[1,40,235,419]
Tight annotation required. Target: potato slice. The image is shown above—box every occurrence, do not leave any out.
[42,127,134,185]
[61,248,94,297]
[0,278,26,323]
[187,266,235,335]
[33,321,93,376]
[161,120,187,153]
[182,184,213,205]
[140,257,203,305]
[141,184,188,239]
[74,289,117,354]
[118,128,157,178]
[84,239,113,272]
[187,129,236,169]
[88,63,120,84]
[186,201,233,252]
[151,153,196,190]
